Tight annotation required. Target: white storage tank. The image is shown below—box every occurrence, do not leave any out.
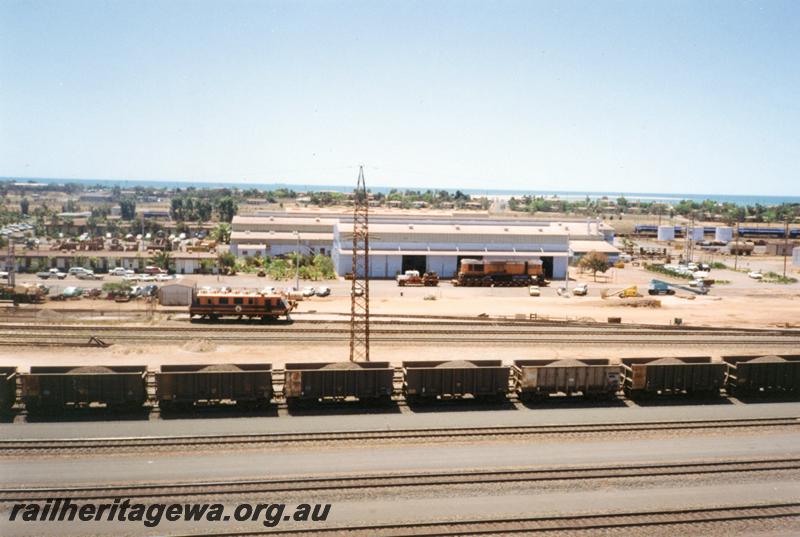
[715,226,733,242]
[690,227,704,241]
[657,225,675,241]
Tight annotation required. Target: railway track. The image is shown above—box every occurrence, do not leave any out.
[171,503,800,536]
[2,458,798,501]
[2,417,797,453]
[1,323,799,346]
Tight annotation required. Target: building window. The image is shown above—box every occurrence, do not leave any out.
[233,297,243,305]
[219,297,228,305]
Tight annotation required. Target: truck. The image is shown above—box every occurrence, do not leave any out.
[451,259,544,287]
[396,270,439,287]
[649,279,709,296]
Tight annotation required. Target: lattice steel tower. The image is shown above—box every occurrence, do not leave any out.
[349,166,370,362]
[4,238,14,287]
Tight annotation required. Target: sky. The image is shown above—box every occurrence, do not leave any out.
[1,0,798,195]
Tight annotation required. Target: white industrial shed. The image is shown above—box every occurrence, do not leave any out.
[157,279,197,306]
[332,222,571,279]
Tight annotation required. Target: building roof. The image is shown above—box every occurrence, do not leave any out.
[342,222,571,237]
[231,231,332,242]
[18,249,217,259]
[232,216,337,226]
[569,240,621,254]
[336,248,570,257]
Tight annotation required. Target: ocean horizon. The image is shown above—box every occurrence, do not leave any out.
[3,176,799,207]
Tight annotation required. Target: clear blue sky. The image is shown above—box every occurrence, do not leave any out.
[1,1,798,195]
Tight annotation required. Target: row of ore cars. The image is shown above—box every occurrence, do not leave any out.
[1,355,799,412]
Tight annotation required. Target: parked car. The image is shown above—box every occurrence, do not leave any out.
[138,274,156,282]
[109,267,131,276]
[142,284,159,297]
[315,286,331,297]
[123,274,139,282]
[61,287,83,299]
[68,267,92,276]
[748,271,763,280]
[76,271,103,280]
[143,266,167,275]
[0,271,8,280]
[302,286,316,297]
[572,283,588,296]
[528,285,541,297]
[36,271,52,280]
[156,273,175,282]
[48,268,67,279]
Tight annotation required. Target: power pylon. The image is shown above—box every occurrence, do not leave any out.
[5,238,14,287]
[349,166,369,362]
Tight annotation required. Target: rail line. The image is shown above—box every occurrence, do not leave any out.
[2,323,799,347]
[2,458,798,501]
[2,321,800,336]
[167,503,800,536]
[1,417,797,453]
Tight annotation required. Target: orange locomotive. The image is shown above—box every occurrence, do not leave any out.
[451,259,544,287]
[189,290,295,321]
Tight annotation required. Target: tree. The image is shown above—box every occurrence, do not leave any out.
[211,223,231,244]
[217,251,236,274]
[216,196,237,223]
[119,198,136,220]
[170,198,184,220]
[578,251,610,281]
[149,250,173,272]
[20,198,29,215]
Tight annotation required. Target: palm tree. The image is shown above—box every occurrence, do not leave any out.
[149,250,173,272]
[211,223,231,244]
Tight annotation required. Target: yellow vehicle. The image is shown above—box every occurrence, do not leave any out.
[601,286,640,299]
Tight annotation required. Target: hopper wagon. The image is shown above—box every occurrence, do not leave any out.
[21,365,147,411]
[515,359,621,401]
[723,355,800,396]
[403,360,510,402]
[283,362,394,403]
[622,357,726,398]
[156,363,273,411]
[0,367,17,412]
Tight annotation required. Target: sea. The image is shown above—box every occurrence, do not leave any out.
[3,177,799,207]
